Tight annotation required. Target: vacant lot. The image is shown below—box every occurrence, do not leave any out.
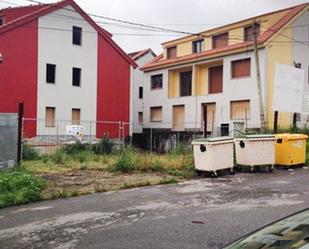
[0,142,196,207]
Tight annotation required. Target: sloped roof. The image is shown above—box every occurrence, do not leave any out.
[128,48,156,61]
[141,2,308,71]
[0,0,137,67]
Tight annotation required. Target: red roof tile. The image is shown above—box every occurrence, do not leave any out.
[128,48,156,61]
[142,2,308,71]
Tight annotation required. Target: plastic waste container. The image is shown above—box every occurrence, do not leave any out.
[234,134,276,172]
[275,133,308,167]
[191,137,234,177]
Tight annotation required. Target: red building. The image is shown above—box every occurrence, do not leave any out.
[0,0,136,139]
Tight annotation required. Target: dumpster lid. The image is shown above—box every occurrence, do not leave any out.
[275,133,308,140]
[244,134,275,139]
[192,136,233,144]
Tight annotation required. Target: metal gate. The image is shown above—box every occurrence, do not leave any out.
[0,113,18,169]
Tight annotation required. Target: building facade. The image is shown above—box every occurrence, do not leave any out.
[128,49,156,134]
[141,3,309,137]
[0,0,136,139]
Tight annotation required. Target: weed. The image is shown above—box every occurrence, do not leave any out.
[79,165,87,170]
[51,149,67,164]
[109,147,139,173]
[22,143,39,161]
[159,178,178,185]
[93,136,114,155]
[64,142,91,155]
[0,171,46,208]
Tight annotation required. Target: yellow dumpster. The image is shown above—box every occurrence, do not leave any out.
[275,134,308,166]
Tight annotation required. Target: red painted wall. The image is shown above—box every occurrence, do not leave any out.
[97,35,131,139]
[0,22,38,137]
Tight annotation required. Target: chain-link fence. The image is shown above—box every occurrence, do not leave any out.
[22,109,309,154]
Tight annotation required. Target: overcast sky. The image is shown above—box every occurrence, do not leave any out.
[1,0,307,54]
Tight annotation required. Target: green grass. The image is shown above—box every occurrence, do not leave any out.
[0,170,46,208]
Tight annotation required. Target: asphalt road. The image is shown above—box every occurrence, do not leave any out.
[1,168,309,249]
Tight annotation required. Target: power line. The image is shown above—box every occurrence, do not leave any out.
[1,0,308,44]
[23,0,199,36]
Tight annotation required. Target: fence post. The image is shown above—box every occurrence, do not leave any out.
[274,111,278,134]
[17,102,24,165]
[89,121,92,143]
[293,113,297,131]
[150,127,153,152]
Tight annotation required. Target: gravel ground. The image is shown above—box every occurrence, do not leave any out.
[0,168,308,249]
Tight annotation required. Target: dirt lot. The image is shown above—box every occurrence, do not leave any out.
[39,170,180,199]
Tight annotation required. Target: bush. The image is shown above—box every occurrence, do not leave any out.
[51,149,67,164]
[0,171,46,208]
[63,142,91,155]
[93,136,114,155]
[22,143,39,161]
[109,147,139,173]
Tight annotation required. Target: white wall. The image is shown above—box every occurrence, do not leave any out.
[131,52,155,134]
[37,5,98,135]
[143,49,267,135]
[292,9,309,126]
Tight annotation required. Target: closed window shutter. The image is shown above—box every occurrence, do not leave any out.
[230,100,250,120]
[232,58,251,78]
[209,65,223,93]
[150,107,162,122]
[72,108,81,125]
[212,33,228,49]
[167,46,177,59]
[46,107,55,127]
[172,105,185,131]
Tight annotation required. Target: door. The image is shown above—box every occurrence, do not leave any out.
[172,105,185,131]
[202,103,216,134]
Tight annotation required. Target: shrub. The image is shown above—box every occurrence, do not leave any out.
[0,171,46,208]
[109,147,139,173]
[22,143,39,161]
[93,136,114,155]
[51,149,67,164]
[63,142,91,155]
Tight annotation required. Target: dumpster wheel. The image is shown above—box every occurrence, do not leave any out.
[211,171,218,178]
[269,165,274,172]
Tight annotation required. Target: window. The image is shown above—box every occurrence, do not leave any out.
[72,108,81,125]
[45,107,55,127]
[244,24,260,42]
[139,87,143,99]
[72,67,81,86]
[172,105,185,131]
[231,58,251,78]
[209,65,223,94]
[138,112,143,124]
[46,64,56,84]
[72,26,82,45]
[167,46,176,59]
[150,106,162,122]
[192,39,204,53]
[151,74,163,90]
[230,100,250,120]
[180,71,192,97]
[212,32,228,49]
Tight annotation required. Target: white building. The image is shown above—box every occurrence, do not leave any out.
[141,3,309,137]
[128,49,156,134]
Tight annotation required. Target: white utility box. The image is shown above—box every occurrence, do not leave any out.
[234,134,276,172]
[191,137,234,177]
